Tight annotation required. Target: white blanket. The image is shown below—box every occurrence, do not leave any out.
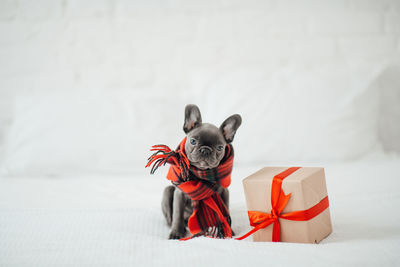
[1,158,400,266]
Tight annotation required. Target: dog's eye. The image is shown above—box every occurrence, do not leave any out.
[190,138,197,145]
[217,145,224,151]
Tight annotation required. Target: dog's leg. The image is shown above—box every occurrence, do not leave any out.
[161,185,175,226]
[169,189,187,239]
[220,188,235,235]
[220,188,229,209]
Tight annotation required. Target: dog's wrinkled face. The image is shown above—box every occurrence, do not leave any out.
[183,104,241,170]
[185,123,227,169]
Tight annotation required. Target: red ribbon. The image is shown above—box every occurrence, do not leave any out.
[235,167,329,242]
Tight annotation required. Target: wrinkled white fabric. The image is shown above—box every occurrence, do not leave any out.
[1,158,399,266]
[0,63,387,177]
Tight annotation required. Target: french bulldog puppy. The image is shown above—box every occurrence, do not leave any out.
[161,104,242,239]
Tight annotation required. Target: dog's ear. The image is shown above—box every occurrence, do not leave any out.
[183,104,202,133]
[220,114,242,143]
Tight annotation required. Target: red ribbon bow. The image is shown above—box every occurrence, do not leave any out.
[236,167,329,242]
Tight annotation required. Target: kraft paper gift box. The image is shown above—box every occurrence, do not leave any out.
[239,167,332,243]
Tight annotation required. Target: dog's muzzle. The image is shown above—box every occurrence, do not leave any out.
[199,146,212,157]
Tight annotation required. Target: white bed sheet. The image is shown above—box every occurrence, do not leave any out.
[1,157,400,267]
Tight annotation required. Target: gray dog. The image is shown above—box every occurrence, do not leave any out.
[161,104,242,239]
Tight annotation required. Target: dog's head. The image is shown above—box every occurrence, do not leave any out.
[183,104,241,170]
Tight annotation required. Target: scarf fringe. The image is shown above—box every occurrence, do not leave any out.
[146,144,190,179]
[181,222,233,241]
[205,222,232,238]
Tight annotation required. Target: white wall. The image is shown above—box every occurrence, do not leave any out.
[0,0,399,175]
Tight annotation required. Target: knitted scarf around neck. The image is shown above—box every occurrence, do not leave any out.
[146,137,234,240]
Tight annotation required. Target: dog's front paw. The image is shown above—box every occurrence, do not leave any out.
[168,228,186,240]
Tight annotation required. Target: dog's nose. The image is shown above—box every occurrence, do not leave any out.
[199,146,212,156]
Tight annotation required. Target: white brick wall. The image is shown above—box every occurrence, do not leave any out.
[0,0,400,156]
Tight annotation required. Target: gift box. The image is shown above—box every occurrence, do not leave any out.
[239,167,332,243]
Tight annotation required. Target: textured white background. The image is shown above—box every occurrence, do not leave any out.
[1,0,400,176]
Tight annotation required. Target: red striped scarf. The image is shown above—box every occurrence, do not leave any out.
[146,137,233,240]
